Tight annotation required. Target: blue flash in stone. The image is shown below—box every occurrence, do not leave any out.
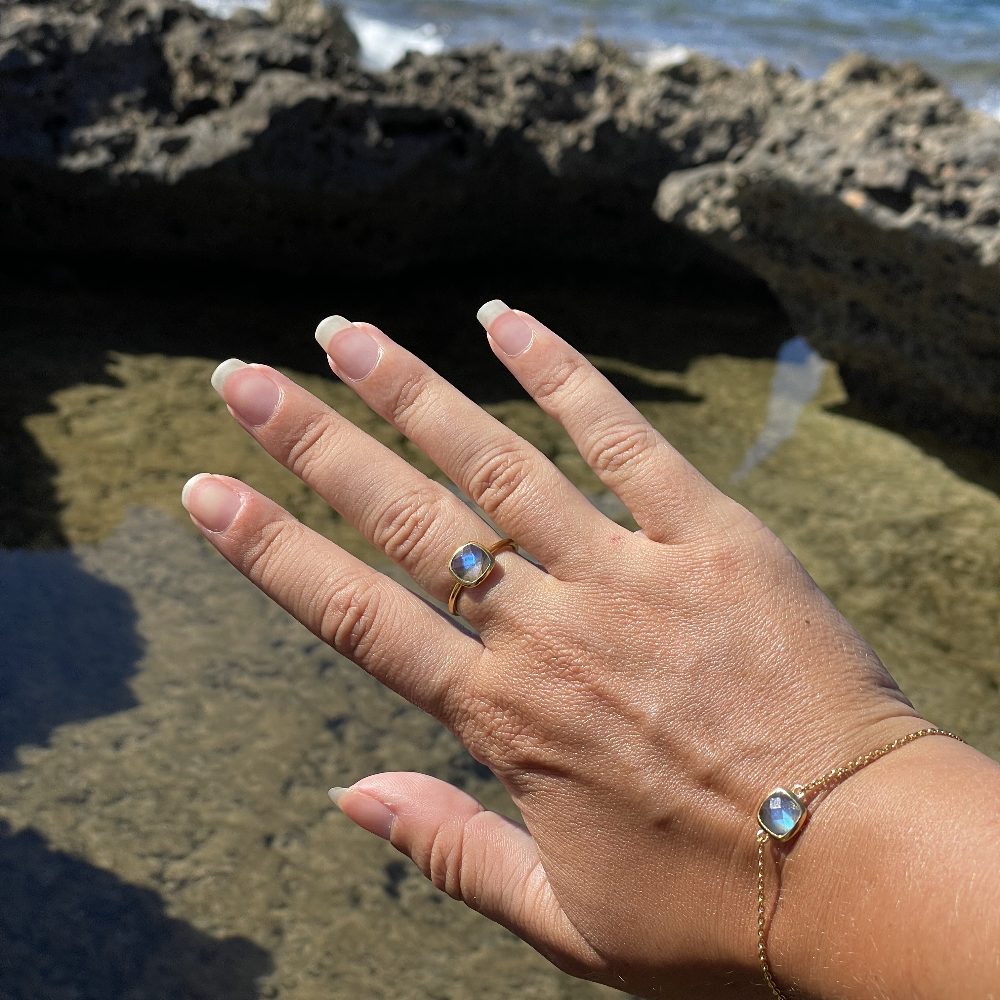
[757,787,806,841]
[449,543,494,586]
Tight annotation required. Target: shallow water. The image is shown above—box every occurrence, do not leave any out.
[1,273,998,998]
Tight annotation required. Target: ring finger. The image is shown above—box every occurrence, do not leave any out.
[210,360,542,627]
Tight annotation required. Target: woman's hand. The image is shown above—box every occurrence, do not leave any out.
[181,302,925,998]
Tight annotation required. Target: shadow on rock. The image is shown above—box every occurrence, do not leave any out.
[0,821,272,1000]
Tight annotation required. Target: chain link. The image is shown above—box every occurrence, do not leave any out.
[755,727,963,998]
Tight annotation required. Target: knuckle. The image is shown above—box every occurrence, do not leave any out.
[454,686,548,779]
[316,575,385,661]
[466,443,533,518]
[586,420,659,477]
[691,530,757,588]
[427,820,470,901]
[242,518,294,582]
[285,411,338,481]
[387,370,436,431]
[368,490,441,566]
[530,353,588,405]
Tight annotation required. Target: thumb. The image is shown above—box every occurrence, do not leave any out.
[329,771,601,977]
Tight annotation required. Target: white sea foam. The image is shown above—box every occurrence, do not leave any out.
[980,92,1000,121]
[345,11,446,70]
[191,0,445,69]
[195,0,267,16]
[640,44,693,72]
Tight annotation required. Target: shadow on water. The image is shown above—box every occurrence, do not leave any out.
[0,548,141,771]
[0,547,273,998]
[0,821,271,1000]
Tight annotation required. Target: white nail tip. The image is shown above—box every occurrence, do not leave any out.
[328,786,349,805]
[210,358,248,394]
[476,299,510,330]
[181,473,212,510]
[315,315,353,351]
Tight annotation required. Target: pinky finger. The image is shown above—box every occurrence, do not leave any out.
[329,772,603,977]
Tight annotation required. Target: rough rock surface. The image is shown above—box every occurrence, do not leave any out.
[1,0,998,439]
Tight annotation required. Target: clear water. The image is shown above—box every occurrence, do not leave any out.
[2,275,998,998]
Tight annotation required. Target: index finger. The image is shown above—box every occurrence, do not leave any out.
[478,301,733,543]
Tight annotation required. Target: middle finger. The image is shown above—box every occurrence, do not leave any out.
[314,316,627,575]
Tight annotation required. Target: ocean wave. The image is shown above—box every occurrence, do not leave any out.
[980,92,1000,120]
[344,11,445,70]
[639,44,693,72]
[194,0,267,16]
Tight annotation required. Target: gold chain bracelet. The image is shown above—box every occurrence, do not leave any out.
[754,726,964,999]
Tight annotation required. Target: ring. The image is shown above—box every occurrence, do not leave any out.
[447,537,517,615]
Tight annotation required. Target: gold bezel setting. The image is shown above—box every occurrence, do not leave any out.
[757,786,807,842]
[449,542,495,587]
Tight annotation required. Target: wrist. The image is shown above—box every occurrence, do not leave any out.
[766,728,1000,999]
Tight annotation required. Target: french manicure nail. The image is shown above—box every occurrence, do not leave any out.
[314,315,353,352]
[211,358,247,393]
[212,361,282,427]
[328,786,394,841]
[181,474,244,532]
[476,299,509,328]
[477,299,533,357]
[321,321,383,381]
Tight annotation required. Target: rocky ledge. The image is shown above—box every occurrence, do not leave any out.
[1,0,998,441]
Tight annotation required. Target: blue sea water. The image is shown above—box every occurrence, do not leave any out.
[203,0,1000,115]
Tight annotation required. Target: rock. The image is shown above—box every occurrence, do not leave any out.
[268,0,358,56]
[653,52,1000,442]
[0,0,997,441]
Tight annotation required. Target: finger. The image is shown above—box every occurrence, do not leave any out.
[477,301,732,543]
[180,473,479,719]
[210,360,540,627]
[314,316,626,576]
[329,772,602,977]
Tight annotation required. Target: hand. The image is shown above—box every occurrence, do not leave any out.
[181,302,924,998]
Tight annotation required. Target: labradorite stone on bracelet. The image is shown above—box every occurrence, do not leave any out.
[754,727,964,1000]
[757,787,806,841]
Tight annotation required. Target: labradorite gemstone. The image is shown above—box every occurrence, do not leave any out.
[449,543,494,585]
[758,788,805,839]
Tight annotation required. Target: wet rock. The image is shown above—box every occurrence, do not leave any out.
[0,0,997,439]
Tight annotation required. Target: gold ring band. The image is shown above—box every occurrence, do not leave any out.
[447,537,517,615]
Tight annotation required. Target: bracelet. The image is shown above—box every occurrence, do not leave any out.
[754,726,965,999]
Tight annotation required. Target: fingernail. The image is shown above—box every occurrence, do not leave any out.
[212,361,281,427]
[476,299,509,328]
[328,786,394,841]
[477,299,533,357]
[211,358,247,393]
[181,474,244,532]
[314,315,352,351]
[315,316,382,381]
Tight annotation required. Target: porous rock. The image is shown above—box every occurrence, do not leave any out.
[0,0,997,439]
